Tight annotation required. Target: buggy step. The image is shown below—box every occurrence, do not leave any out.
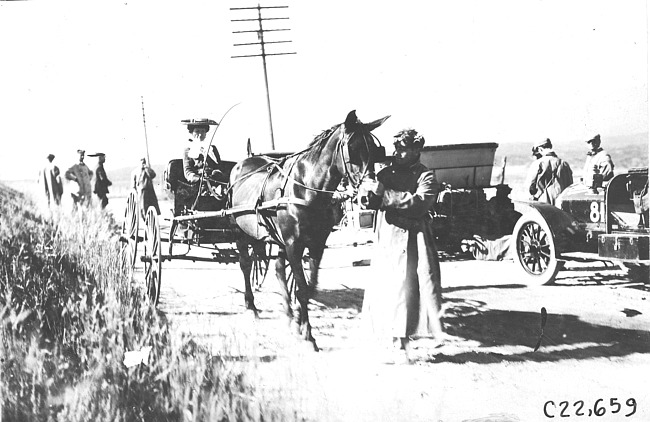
[119,235,144,243]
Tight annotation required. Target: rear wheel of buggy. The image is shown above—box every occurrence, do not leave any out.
[512,212,562,286]
[120,190,139,272]
[144,207,162,306]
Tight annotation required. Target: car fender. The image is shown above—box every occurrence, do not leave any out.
[515,203,582,256]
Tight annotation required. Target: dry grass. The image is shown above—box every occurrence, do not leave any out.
[0,183,304,422]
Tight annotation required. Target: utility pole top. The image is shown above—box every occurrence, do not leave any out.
[231,2,296,151]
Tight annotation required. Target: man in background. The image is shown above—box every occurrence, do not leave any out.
[65,149,93,209]
[526,138,573,206]
[132,157,160,218]
[89,153,112,209]
[583,134,615,188]
[38,153,63,207]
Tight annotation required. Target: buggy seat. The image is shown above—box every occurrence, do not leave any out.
[163,159,236,217]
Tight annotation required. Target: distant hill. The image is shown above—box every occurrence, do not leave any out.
[495,132,648,170]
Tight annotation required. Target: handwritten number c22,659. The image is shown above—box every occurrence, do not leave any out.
[543,398,637,418]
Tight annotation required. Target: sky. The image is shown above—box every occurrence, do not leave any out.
[0,0,647,180]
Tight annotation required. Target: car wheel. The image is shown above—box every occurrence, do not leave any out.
[512,212,562,286]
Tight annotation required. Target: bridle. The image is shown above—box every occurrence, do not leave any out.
[336,127,385,191]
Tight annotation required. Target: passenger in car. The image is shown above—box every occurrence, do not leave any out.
[583,134,615,187]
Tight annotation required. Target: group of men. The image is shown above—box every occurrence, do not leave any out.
[39,149,160,215]
[526,133,614,206]
[39,149,111,209]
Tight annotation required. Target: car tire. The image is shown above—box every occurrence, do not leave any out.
[512,211,562,286]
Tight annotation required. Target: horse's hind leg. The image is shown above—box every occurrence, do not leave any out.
[236,238,258,317]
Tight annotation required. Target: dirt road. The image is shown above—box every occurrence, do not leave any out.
[129,218,650,422]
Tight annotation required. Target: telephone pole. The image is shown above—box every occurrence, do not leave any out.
[231,3,296,151]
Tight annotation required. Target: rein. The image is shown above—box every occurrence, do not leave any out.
[191,103,240,209]
[226,125,379,214]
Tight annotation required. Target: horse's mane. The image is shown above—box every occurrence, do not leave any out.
[306,124,341,155]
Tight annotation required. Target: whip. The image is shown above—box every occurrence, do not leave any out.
[192,103,241,209]
[141,96,151,165]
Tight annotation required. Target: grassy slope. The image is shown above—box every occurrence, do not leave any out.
[0,183,295,422]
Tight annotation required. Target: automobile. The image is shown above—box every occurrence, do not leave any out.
[512,167,649,285]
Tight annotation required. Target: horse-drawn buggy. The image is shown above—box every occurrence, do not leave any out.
[119,110,389,350]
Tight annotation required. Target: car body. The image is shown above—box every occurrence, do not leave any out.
[512,167,649,285]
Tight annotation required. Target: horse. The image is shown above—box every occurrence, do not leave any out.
[229,110,389,350]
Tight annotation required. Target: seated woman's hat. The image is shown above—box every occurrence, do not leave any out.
[393,129,425,149]
[182,118,218,133]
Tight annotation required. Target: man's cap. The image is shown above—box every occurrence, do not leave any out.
[393,129,425,149]
[77,149,85,154]
[87,152,105,157]
[587,134,601,143]
[182,118,218,132]
[533,138,552,149]
[47,153,55,160]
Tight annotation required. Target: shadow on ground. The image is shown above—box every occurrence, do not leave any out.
[432,307,650,364]
[314,288,364,312]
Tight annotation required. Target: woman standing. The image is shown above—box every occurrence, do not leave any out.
[360,129,444,364]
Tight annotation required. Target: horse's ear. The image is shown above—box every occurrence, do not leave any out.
[343,110,359,132]
[365,115,391,132]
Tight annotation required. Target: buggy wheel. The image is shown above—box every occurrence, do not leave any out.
[144,207,162,306]
[168,220,178,256]
[249,243,271,292]
[120,190,139,271]
[512,212,562,285]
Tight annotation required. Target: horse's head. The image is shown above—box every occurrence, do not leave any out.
[338,110,390,188]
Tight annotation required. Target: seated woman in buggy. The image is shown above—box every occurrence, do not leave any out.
[182,118,229,195]
[164,118,236,237]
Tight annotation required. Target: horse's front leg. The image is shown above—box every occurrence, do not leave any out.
[274,251,293,322]
[306,244,325,297]
[236,239,258,317]
[285,243,319,351]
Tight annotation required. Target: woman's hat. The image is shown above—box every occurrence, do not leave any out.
[393,129,425,149]
[182,118,218,133]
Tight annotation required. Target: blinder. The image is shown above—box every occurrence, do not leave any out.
[339,130,388,189]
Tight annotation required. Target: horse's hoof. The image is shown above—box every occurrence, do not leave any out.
[246,307,260,319]
[290,320,301,336]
